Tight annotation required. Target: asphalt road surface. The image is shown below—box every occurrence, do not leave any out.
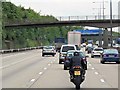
[1,48,119,88]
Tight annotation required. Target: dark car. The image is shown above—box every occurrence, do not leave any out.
[64,50,87,70]
[87,46,93,54]
[100,49,120,64]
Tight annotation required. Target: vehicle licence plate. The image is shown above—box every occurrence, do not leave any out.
[74,71,81,75]
[109,55,114,57]
[63,54,66,56]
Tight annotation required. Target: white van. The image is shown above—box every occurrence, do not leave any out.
[59,44,80,64]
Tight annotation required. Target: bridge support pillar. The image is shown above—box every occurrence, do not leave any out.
[103,28,108,48]
[99,29,102,47]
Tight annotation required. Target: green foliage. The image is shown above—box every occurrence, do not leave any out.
[112,31,120,37]
[2,2,84,49]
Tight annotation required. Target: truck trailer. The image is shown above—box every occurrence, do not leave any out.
[68,31,81,47]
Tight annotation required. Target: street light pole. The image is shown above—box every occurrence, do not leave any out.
[110,0,113,47]
[103,0,105,19]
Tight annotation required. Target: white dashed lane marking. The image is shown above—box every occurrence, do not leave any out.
[30,79,35,82]
[2,53,26,59]
[48,64,51,66]
[92,67,95,70]
[44,67,47,70]
[95,72,99,75]
[39,72,43,75]
[100,79,105,83]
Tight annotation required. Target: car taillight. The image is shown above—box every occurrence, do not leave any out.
[115,54,119,57]
[103,54,107,57]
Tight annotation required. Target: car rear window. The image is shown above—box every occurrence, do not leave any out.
[62,46,75,52]
[104,49,118,54]
[94,49,103,51]
[44,47,53,49]
[79,52,85,58]
[67,53,73,57]
[67,52,85,58]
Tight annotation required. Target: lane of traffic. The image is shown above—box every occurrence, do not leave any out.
[31,55,112,88]
[2,50,42,67]
[87,56,118,88]
[2,50,57,88]
[2,49,118,88]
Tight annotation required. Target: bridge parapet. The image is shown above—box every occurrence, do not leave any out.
[56,15,119,21]
[3,15,119,26]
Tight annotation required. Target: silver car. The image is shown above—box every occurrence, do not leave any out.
[42,46,56,57]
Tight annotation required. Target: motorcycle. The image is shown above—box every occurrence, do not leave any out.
[70,66,85,89]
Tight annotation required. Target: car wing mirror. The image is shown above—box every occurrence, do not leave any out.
[57,50,60,53]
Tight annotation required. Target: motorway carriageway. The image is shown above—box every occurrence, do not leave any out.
[1,48,119,88]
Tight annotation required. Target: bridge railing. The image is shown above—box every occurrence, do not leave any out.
[3,15,119,26]
[56,15,119,21]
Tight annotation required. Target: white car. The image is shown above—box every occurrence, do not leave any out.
[59,44,80,64]
[91,47,103,58]
[81,43,86,47]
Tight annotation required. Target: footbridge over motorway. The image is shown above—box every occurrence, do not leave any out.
[4,15,120,28]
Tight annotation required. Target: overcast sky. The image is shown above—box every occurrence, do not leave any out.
[6,0,119,17]
[5,0,120,32]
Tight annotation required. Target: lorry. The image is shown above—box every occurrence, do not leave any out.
[54,37,65,52]
[87,40,93,44]
[68,31,81,47]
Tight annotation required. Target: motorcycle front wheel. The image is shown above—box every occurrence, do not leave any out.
[75,76,81,89]
[76,84,80,89]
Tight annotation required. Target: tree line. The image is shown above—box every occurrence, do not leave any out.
[2,2,83,49]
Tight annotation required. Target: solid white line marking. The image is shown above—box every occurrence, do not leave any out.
[88,62,89,64]
[100,79,105,83]
[95,72,98,75]
[1,54,39,69]
[44,67,47,70]
[30,79,35,82]
[39,72,43,75]
[2,53,26,59]
[92,68,95,70]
